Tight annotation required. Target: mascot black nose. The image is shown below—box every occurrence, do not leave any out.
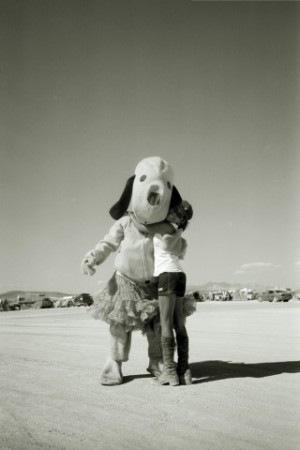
[147,192,161,206]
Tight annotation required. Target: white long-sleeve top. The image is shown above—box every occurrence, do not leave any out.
[153,229,187,277]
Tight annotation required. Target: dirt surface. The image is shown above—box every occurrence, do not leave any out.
[1,301,299,450]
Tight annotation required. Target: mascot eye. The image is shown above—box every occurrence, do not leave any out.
[167,182,172,189]
[140,175,147,182]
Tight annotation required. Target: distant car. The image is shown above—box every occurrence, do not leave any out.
[54,298,75,308]
[10,297,35,310]
[246,291,255,301]
[40,298,54,308]
[192,291,204,302]
[211,290,231,301]
[33,298,54,309]
[257,289,293,303]
[74,293,94,306]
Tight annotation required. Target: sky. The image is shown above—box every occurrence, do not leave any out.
[1,0,299,295]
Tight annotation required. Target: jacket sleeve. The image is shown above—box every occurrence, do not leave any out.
[87,217,127,266]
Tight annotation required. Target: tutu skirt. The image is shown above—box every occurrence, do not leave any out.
[88,273,159,332]
[88,272,197,333]
[182,292,197,317]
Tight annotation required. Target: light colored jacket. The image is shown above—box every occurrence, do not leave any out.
[89,215,155,283]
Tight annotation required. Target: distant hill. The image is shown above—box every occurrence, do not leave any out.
[0,291,75,302]
[188,281,272,292]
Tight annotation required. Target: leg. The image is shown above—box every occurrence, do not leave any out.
[159,294,176,338]
[110,323,132,362]
[101,323,132,386]
[174,297,192,385]
[152,293,179,386]
[174,296,187,338]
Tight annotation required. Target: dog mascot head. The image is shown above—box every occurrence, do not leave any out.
[109,156,182,225]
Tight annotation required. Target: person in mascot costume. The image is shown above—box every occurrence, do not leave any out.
[81,156,184,385]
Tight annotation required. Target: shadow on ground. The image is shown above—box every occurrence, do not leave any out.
[190,360,300,384]
[121,361,300,384]
[122,373,152,384]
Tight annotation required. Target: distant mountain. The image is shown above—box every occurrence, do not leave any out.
[0,290,75,301]
[188,281,272,292]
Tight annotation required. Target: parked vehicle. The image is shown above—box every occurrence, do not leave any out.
[32,297,54,309]
[12,297,35,310]
[40,297,54,308]
[54,297,75,308]
[257,289,293,303]
[74,293,94,306]
[192,291,204,302]
[209,290,231,301]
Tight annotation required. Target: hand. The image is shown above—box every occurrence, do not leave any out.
[84,263,96,276]
[81,251,97,276]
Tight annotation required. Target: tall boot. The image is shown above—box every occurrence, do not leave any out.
[176,335,192,385]
[151,336,179,386]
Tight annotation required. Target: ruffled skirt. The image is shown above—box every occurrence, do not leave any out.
[182,292,197,317]
[88,273,159,332]
[88,272,197,333]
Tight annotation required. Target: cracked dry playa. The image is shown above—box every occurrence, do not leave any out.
[1,301,299,450]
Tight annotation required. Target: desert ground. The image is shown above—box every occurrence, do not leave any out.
[1,301,299,450]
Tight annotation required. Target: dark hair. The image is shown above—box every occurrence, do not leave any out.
[170,200,193,230]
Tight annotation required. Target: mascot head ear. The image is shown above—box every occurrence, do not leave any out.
[169,185,182,210]
[109,175,135,220]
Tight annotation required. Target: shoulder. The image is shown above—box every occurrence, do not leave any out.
[113,214,129,225]
[112,214,131,229]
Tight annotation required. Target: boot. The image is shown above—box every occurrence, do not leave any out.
[177,335,192,385]
[151,337,179,386]
[146,357,164,377]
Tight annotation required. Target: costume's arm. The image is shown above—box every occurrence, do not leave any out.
[147,221,175,236]
[81,217,126,275]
